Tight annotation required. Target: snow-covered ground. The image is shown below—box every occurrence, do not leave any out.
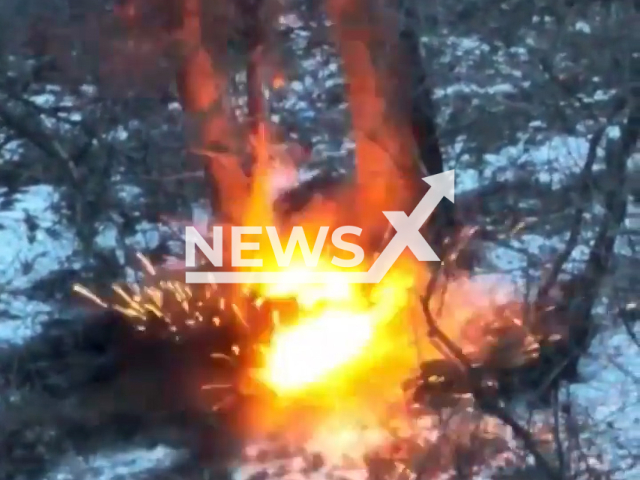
[1,126,639,478]
[1,32,638,476]
[45,446,184,480]
[0,185,74,343]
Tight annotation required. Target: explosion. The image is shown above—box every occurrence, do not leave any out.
[71,92,550,476]
[262,309,373,392]
[63,2,579,477]
[73,195,548,469]
[73,231,550,475]
[253,252,423,396]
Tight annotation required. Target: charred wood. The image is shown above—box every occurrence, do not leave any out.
[273,169,346,218]
[397,1,471,270]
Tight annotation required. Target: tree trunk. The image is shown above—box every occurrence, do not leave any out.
[324,0,424,249]
[240,0,267,170]
[398,0,464,266]
[167,0,250,224]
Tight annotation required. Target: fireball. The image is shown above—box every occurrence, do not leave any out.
[261,309,373,392]
[251,252,427,406]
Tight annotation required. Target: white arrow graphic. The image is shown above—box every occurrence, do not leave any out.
[363,170,455,283]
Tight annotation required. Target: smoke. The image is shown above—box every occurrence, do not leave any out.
[268,162,300,202]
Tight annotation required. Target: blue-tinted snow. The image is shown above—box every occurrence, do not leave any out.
[0,35,636,478]
[489,231,640,479]
[1,143,638,479]
[0,186,184,478]
[46,446,184,480]
[0,185,75,343]
[571,327,640,478]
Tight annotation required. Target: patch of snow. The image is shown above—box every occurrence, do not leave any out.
[0,298,52,344]
[436,82,519,97]
[574,21,592,34]
[573,326,640,479]
[106,125,129,142]
[482,134,589,185]
[0,186,75,343]
[0,138,24,160]
[46,445,184,480]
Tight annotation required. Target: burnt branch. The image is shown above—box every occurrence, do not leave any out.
[418,282,563,480]
[414,245,565,480]
[536,96,628,303]
[397,0,463,267]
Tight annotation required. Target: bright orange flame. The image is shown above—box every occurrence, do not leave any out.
[272,73,286,89]
[262,309,373,392]
[234,121,532,463]
[262,264,355,309]
[242,254,428,459]
[254,255,423,398]
[254,258,374,393]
